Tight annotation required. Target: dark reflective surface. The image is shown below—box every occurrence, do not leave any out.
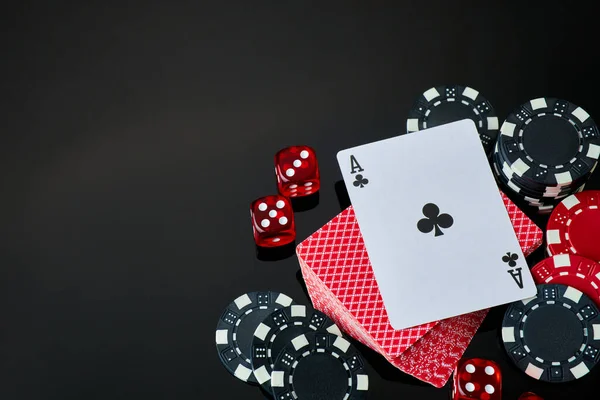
[290,192,320,212]
[255,241,297,262]
[1,2,600,399]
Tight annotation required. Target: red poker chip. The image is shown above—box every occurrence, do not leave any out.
[546,190,600,262]
[530,254,600,308]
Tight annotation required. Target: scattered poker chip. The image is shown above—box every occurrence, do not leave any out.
[251,304,342,392]
[271,331,369,399]
[497,98,600,187]
[215,291,295,383]
[546,190,600,262]
[501,284,600,382]
[405,84,499,155]
[531,254,600,308]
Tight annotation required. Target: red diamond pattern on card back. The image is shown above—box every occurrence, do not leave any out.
[390,310,488,388]
[500,192,543,255]
[297,207,437,357]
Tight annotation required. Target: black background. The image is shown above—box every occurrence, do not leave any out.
[2,1,600,399]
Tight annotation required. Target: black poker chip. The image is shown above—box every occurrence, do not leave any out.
[215,291,295,383]
[501,284,600,383]
[406,84,499,155]
[251,304,342,393]
[271,331,369,399]
[490,98,599,215]
[497,97,600,187]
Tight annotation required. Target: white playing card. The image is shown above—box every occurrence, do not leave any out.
[337,119,536,330]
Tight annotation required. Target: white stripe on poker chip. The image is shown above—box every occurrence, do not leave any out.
[488,116,499,130]
[501,121,517,137]
[356,374,369,390]
[271,371,285,387]
[234,294,253,310]
[593,324,600,340]
[571,362,590,379]
[502,163,514,178]
[524,197,543,205]
[327,324,343,336]
[254,322,270,341]
[502,327,515,343]
[234,364,253,381]
[406,118,420,132]
[572,107,590,123]
[564,287,583,303]
[423,87,440,101]
[563,195,581,209]
[554,254,572,268]
[462,86,479,100]
[290,305,306,318]
[555,171,573,185]
[530,98,548,110]
[253,365,271,384]
[508,181,521,193]
[333,336,351,353]
[291,334,309,351]
[525,363,544,379]
[276,293,294,307]
[511,159,530,176]
[587,144,600,159]
[546,230,561,245]
[215,329,229,345]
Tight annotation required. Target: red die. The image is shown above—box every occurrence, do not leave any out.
[250,195,295,247]
[275,145,320,197]
[452,358,501,400]
[519,393,544,400]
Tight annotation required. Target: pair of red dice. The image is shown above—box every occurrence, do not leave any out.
[453,358,543,400]
[250,146,320,248]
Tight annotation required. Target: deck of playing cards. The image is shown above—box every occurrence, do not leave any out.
[297,195,542,387]
[296,120,543,387]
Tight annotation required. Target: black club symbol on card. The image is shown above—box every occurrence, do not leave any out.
[502,252,519,267]
[417,203,453,237]
[503,252,524,289]
[353,174,369,188]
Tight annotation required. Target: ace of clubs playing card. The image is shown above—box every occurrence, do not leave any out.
[336,119,536,330]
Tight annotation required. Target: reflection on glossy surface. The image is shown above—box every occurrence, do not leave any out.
[255,241,296,262]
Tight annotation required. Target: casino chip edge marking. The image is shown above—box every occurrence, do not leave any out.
[546,190,600,262]
[501,284,600,383]
[492,142,589,214]
[271,331,369,399]
[251,304,343,392]
[405,84,499,155]
[494,144,579,201]
[215,291,295,384]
